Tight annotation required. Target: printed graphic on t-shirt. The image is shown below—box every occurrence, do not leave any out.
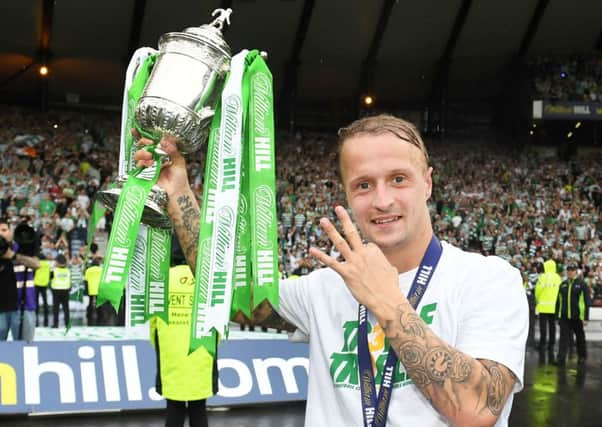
[329,303,438,390]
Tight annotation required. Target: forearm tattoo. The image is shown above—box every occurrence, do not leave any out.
[479,360,506,416]
[249,301,296,332]
[175,194,200,269]
[385,304,512,420]
[259,309,297,332]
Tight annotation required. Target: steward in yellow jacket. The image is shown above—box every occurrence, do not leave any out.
[534,259,561,353]
[34,258,51,327]
[150,264,218,426]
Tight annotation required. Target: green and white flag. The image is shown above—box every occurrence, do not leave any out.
[86,200,106,252]
[69,264,84,303]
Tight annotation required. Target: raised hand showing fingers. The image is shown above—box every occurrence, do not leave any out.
[309,205,401,311]
[336,206,363,251]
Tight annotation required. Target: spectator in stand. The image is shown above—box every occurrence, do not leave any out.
[0,103,601,336]
[530,53,602,101]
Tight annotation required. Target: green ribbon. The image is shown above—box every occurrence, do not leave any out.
[231,131,252,320]
[246,52,279,310]
[190,49,249,353]
[145,226,171,323]
[127,224,148,326]
[99,50,175,325]
[189,50,278,354]
[97,155,161,313]
[189,99,222,356]
[124,54,157,172]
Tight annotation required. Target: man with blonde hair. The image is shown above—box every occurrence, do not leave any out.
[135,114,528,426]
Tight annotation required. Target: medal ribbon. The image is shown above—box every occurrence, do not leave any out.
[358,236,442,427]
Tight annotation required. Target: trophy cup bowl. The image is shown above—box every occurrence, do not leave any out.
[98,9,233,228]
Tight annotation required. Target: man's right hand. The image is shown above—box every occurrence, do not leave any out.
[133,129,200,271]
[132,129,190,198]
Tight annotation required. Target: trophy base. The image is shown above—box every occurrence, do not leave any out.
[97,181,172,230]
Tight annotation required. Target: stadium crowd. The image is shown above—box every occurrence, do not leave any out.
[274,132,602,301]
[1,105,601,316]
[529,53,602,101]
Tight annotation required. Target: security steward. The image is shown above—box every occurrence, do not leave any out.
[50,254,71,328]
[84,258,102,326]
[555,263,591,366]
[34,255,51,327]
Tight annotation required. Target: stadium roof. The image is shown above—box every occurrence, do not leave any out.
[1,0,601,111]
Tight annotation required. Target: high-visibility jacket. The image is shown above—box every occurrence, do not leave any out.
[51,267,71,290]
[150,265,217,401]
[84,265,102,296]
[556,277,591,321]
[535,259,561,314]
[34,260,51,287]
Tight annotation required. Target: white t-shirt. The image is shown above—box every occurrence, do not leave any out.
[278,241,528,427]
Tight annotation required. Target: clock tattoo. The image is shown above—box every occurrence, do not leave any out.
[426,348,452,383]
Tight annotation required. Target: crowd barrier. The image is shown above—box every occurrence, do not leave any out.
[0,327,308,415]
[3,308,601,416]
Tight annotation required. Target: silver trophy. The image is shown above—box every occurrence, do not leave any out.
[98,8,233,228]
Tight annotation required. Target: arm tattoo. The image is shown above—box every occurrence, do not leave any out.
[259,309,297,332]
[244,301,296,332]
[399,311,427,338]
[450,352,473,383]
[175,194,200,268]
[479,360,507,416]
[384,303,514,422]
[398,342,425,369]
[424,348,453,384]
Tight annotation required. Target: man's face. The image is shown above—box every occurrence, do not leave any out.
[340,132,432,254]
[0,223,12,242]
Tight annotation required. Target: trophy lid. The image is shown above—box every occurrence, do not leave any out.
[177,8,233,57]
